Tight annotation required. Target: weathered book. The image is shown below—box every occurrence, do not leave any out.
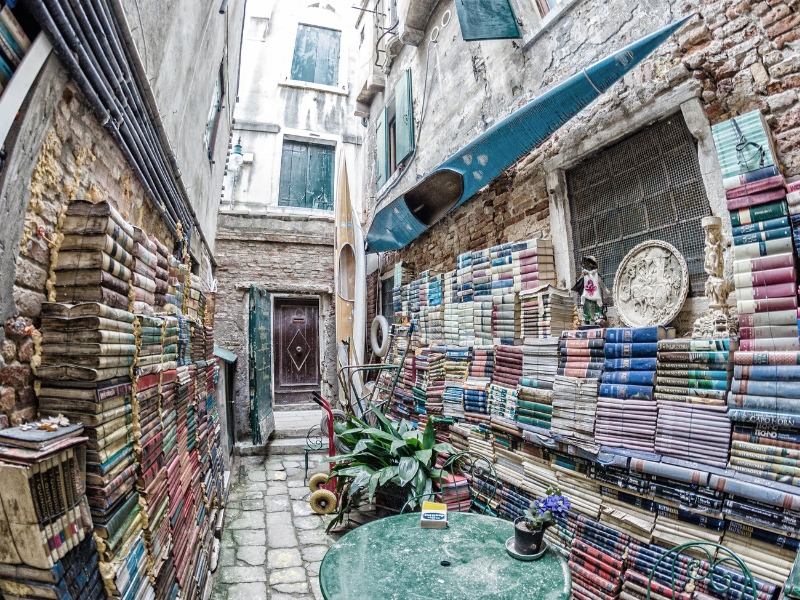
[734,226,793,246]
[35,366,131,382]
[736,282,798,301]
[55,246,133,273]
[731,379,800,399]
[41,302,134,323]
[739,325,798,340]
[732,237,793,259]
[40,403,130,426]
[739,309,798,328]
[39,355,134,369]
[604,358,657,371]
[40,343,137,357]
[723,165,781,190]
[605,327,672,344]
[53,269,130,294]
[604,343,658,358]
[64,200,133,237]
[729,200,789,227]
[59,231,134,256]
[658,339,731,352]
[599,383,653,400]
[731,215,790,237]
[559,338,606,349]
[0,424,84,451]
[734,364,800,381]
[39,316,134,334]
[734,266,796,288]
[37,378,131,402]
[601,371,656,386]
[42,329,136,347]
[729,408,800,429]
[733,251,795,275]
[739,337,800,352]
[132,272,156,293]
[53,286,129,311]
[726,175,786,199]
[737,296,798,314]
[726,187,786,211]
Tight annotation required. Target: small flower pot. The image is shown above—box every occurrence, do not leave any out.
[513,517,546,555]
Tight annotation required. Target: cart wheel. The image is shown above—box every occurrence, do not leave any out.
[321,409,347,437]
[309,473,329,492]
[310,489,337,515]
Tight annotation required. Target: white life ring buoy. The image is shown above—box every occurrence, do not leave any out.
[370,315,390,357]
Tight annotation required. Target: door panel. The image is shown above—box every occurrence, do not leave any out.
[249,286,274,444]
[274,298,320,405]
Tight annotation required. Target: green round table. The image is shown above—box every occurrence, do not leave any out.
[319,512,572,600]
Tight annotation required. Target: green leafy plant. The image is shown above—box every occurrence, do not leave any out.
[522,485,571,531]
[325,409,455,531]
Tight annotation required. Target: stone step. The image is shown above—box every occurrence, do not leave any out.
[273,401,317,412]
[233,437,328,457]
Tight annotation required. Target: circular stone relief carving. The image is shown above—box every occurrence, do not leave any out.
[613,240,689,328]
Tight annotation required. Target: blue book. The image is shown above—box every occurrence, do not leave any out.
[731,216,790,237]
[728,393,800,415]
[728,408,800,429]
[733,364,800,381]
[604,342,659,358]
[0,50,12,81]
[733,227,793,246]
[599,383,654,400]
[731,379,800,399]
[601,370,656,386]
[605,327,670,343]
[604,357,657,371]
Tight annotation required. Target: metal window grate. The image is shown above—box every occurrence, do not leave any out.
[567,116,710,298]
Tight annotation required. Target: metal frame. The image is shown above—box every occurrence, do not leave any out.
[647,542,758,600]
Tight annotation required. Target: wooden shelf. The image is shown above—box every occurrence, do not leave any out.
[0,33,52,145]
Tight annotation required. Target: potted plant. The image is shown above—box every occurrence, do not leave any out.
[325,410,455,532]
[514,486,570,556]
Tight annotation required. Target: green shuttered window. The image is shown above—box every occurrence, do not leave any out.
[454,0,521,41]
[376,69,414,190]
[290,24,341,86]
[278,140,335,211]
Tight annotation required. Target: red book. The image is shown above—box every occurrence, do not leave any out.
[733,252,795,274]
[734,266,796,287]
[736,281,797,300]
[788,180,800,193]
[726,175,786,199]
[739,337,799,351]
[737,296,798,313]
[726,187,787,210]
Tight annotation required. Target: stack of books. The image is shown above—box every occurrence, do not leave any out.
[551,375,599,442]
[425,347,446,417]
[165,255,184,313]
[472,250,493,345]
[520,285,573,340]
[435,473,471,512]
[136,314,164,376]
[491,345,523,388]
[463,347,493,415]
[0,422,91,571]
[177,317,192,366]
[490,243,519,345]
[559,328,605,378]
[443,269,459,345]
[595,327,669,453]
[514,238,556,294]
[515,377,553,429]
[171,365,196,589]
[162,316,179,369]
[53,200,134,310]
[654,338,732,469]
[456,251,475,347]
[487,383,518,422]
[568,515,628,600]
[788,181,800,254]
[442,346,468,420]
[131,227,159,316]
[150,236,170,312]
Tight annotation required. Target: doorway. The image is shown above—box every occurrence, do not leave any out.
[273,297,321,406]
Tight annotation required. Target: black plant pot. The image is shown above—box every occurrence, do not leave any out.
[513,518,546,555]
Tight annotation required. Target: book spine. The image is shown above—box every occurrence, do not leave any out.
[731,215,790,236]
[727,175,786,197]
[727,188,787,211]
[739,337,799,351]
[733,251,796,274]
[737,296,798,314]
[729,408,800,428]
[604,357,657,371]
[604,343,658,358]
[605,327,663,344]
[729,200,788,227]
[29,462,56,565]
[734,266,796,288]
[0,19,22,66]
[738,309,798,327]
[723,165,781,190]
[601,371,656,386]
[732,237,794,259]
[0,7,30,52]
[733,226,793,245]
[735,281,797,301]
[738,324,798,340]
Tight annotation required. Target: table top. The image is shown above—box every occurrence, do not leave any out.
[319,512,572,600]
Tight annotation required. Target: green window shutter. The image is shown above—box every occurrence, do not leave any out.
[291,24,340,85]
[279,140,334,210]
[394,68,414,165]
[454,0,521,41]
[307,144,335,210]
[376,107,388,189]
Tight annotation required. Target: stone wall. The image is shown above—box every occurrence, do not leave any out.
[366,0,800,334]
[214,213,336,440]
[0,63,191,427]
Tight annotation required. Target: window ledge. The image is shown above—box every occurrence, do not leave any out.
[279,79,350,96]
[221,203,335,221]
[521,0,584,52]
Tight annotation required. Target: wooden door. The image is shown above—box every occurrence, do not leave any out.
[274,298,320,405]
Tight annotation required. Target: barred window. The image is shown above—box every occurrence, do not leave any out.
[567,116,710,298]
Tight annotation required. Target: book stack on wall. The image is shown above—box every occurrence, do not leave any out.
[427,274,444,344]
[164,256,184,314]
[488,345,523,422]
[177,317,192,366]
[520,285,572,340]
[131,227,159,317]
[621,539,696,600]
[169,365,195,589]
[472,249,493,345]
[442,346,468,420]
[0,2,36,94]
[443,270,459,344]
[654,338,732,469]
[728,349,800,486]
[456,252,475,347]
[150,236,170,312]
[595,327,668,453]
[417,274,430,346]
[558,328,605,378]
[53,201,134,311]
[185,274,204,323]
[136,315,164,377]
[568,515,628,600]
[788,180,800,255]
[463,348,493,417]
[514,239,556,294]
[0,423,94,592]
[424,347,446,418]
[490,243,520,345]
[412,348,431,421]
[515,376,553,430]
[551,375,599,443]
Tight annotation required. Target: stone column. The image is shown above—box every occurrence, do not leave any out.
[692,216,733,339]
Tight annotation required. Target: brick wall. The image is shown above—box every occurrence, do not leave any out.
[0,75,180,428]
[213,220,336,440]
[377,0,800,306]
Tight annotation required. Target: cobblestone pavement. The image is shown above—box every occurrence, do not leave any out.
[212,453,334,600]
